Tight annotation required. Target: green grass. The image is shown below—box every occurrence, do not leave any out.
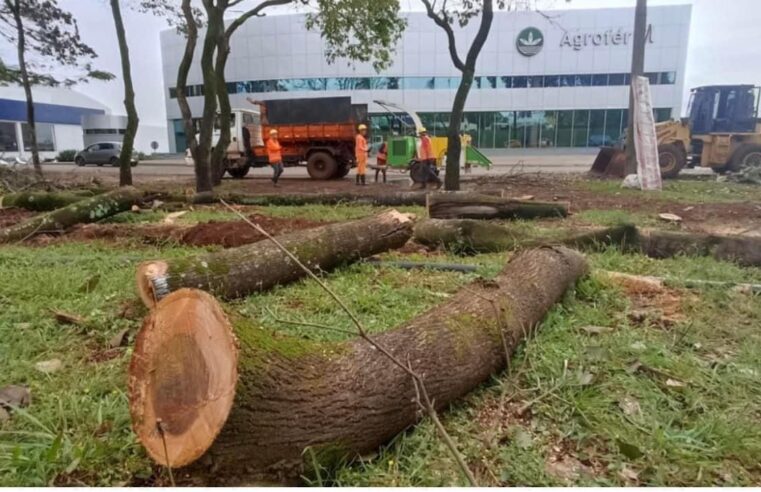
[582,179,761,204]
[1,202,760,486]
[574,209,662,229]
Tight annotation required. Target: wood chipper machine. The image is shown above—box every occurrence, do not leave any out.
[591,85,761,179]
[373,100,492,185]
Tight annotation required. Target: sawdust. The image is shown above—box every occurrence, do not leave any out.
[607,272,690,327]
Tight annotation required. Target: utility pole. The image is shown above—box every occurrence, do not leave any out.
[625,0,648,175]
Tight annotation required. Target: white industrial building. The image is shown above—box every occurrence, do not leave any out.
[160,5,691,152]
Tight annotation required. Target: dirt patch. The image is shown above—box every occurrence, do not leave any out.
[0,207,34,228]
[606,272,690,328]
[26,223,184,246]
[180,213,327,248]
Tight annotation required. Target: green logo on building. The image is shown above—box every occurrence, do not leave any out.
[516,27,544,57]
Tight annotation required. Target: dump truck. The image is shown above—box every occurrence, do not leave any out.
[591,85,761,178]
[210,96,368,180]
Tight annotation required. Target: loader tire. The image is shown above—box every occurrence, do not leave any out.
[227,165,250,179]
[658,143,686,179]
[728,144,761,173]
[307,152,338,180]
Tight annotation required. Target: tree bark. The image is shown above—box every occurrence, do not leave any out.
[176,0,211,194]
[128,247,588,482]
[637,229,761,267]
[110,0,137,187]
[0,190,95,211]
[195,1,223,190]
[414,218,526,254]
[428,193,568,220]
[625,0,648,176]
[0,187,142,242]
[135,210,415,308]
[10,0,41,177]
[210,25,230,186]
[217,191,431,206]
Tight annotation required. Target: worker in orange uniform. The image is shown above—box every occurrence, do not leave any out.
[266,128,284,186]
[418,127,442,188]
[355,124,369,185]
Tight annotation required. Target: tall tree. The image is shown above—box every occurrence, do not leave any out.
[0,0,112,177]
[420,0,494,191]
[625,0,647,175]
[110,0,138,187]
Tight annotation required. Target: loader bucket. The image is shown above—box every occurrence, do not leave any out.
[589,146,626,178]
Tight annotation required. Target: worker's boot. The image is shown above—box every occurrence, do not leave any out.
[361,174,366,186]
[355,174,360,185]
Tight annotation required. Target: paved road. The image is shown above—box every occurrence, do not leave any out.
[38,151,713,180]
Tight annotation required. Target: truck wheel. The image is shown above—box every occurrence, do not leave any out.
[658,143,686,179]
[728,144,761,173]
[228,165,250,179]
[335,164,351,179]
[307,152,338,180]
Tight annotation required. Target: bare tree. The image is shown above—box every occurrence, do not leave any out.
[625,0,647,175]
[110,0,138,186]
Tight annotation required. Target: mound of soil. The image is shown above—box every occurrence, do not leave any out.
[180,213,327,248]
[0,207,34,228]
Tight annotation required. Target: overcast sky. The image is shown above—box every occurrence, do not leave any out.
[4,0,761,126]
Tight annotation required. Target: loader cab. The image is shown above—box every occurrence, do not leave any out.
[688,85,761,135]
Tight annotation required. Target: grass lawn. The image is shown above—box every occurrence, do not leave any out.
[1,203,760,486]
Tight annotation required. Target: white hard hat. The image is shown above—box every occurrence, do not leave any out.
[358,124,367,131]
[418,127,427,134]
[269,128,278,135]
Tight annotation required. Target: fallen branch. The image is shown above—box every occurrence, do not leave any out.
[600,270,761,294]
[135,209,415,307]
[0,187,143,243]
[413,218,527,254]
[0,190,96,211]
[128,246,588,482]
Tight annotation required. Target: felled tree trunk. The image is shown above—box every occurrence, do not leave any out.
[428,193,568,220]
[0,190,95,211]
[128,246,588,482]
[0,187,142,243]
[217,191,430,207]
[135,210,414,308]
[413,218,527,254]
[637,229,761,267]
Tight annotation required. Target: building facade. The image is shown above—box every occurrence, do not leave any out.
[160,5,691,152]
[0,86,107,159]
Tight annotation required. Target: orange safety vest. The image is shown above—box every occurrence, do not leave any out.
[419,135,434,160]
[355,134,368,159]
[266,138,282,164]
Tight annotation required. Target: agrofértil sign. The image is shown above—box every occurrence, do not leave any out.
[516,25,654,57]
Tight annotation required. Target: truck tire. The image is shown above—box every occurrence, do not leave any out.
[728,144,761,173]
[658,143,686,179]
[228,165,250,179]
[336,164,351,179]
[307,151,338,180]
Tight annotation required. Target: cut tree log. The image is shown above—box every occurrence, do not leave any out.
[428,193,568,220]
[0,187,143,243]
[151,191,431,207]
[414,218,528,254]
[128,246,588,482]
[135,210,415,308]
[0,190,96,211]
[637,229,761,267]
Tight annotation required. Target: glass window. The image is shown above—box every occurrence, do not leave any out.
[169,87,177,99]
[99,143,115,150]
[524,111,544,147]
[572,110,590,147]
[592,74,608,86]
[556,110,573,147]
[226,82,238,94]
[484,76,497,89]
[604,109,624,145]
[528,76,544,88]
[22,123,55,151]
[512,76,528,88]
[434,77,460,90]
[544,75,560,88]
[645,72,659,85]
[402,77,435,90]
[608,73,627,86]
[435,112,451,134]
[371,77,399,90]
[540,111,557,148]
[475,112,494,148]
[498,76,511,89]
[588,110,606,147]
[0,121,18,151]
[574,74,592,87]
[661,72,676,85]
[354,78,371,90]
[655,108,672,122]
[558,75,574,88]
[419,112,437,136]
[494,112,512,148]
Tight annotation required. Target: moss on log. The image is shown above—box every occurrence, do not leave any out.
[413,218,527,254]
[128,247,588,482]
[637,229,761,267]
[428,193,568,220]
[0,187,142,243]
[136,210,415,308]
[0,190,96,211]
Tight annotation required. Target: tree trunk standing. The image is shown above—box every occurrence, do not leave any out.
[176,0,211,194]
[444,73,473,190]
[135,210,414,308]
[129,247,589,481]
[210,33,231,186]
[110,0,136,187]
[625,0,648,176]
[10,0,41,177]
[196,3,223,190]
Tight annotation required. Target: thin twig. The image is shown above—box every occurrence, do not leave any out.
[264,306,357,337]
[220,199,478,486]
[156,419,176,487]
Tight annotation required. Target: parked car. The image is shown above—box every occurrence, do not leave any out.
[74,142,138,167]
